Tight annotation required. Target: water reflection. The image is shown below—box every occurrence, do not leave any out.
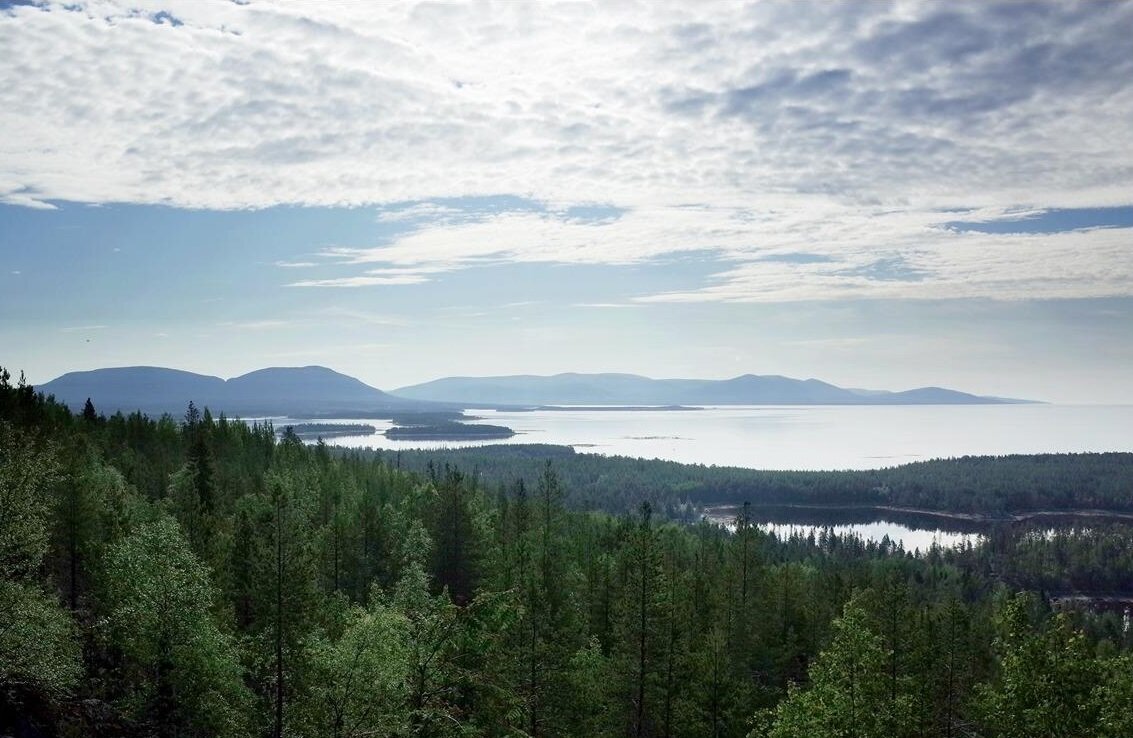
[703,504,1133,554]
[759,522,981,552]
[310,404,1133,471]
[704,506,984,551]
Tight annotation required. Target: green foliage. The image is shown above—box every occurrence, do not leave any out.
[0,579,81,699]
[53,457,139,610]
[564,637,612,736]
[1093,653,1133,738]
[976,593,1102,738]
[101,515,251,736]
[301,593,410,738]
[0,423,60,579]
[766,594,911,738]
[0,420,81,714]
[388,444,1133,516]
[426,466,486,604]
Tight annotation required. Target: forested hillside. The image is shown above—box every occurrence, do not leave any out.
[384,444,1133,517]
[2,367,1131,738]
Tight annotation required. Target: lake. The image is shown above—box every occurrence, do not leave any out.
[702,503,987,551]
[308,403,1133,471]
[714,519,982,553]
[699,504,1133,552]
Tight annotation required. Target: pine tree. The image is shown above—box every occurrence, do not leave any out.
[768,594,910,738]
[239,469,320,738]
[52,459,133,610]
[81,398,98,424]
[427,467,483,605]
[613,502,670,738]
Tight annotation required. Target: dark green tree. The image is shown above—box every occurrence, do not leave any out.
[767,594,911,738]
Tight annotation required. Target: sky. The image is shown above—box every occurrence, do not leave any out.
[2,0,1132,403]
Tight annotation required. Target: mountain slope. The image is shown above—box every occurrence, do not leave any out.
[392,372,1028,406]
[221,366,403,415]
[39,365,432,417]
[38,366,227,415]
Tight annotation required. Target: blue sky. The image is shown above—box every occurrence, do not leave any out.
[2,1,1132,402]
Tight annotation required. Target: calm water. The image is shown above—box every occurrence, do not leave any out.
[722,520,981,552]
[314,404,1132,471]
[700,504,989,551]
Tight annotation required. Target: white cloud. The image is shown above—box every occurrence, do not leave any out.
[636,222,1133,303]
[219,319,290,330]
[3,0,1132,301]
[60,324,107,332]
[286,199,1133,301]
[5,1,1130,210]
[313,307,407,327]
[287,273,431,288]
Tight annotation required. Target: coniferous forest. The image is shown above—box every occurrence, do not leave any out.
[2,366,1132,738]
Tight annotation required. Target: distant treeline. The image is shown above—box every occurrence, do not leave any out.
[376,444,1133,516]
[384,421,515,440]
[281,423,376,437]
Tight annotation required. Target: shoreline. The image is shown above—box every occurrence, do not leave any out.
[701,502,1133,525]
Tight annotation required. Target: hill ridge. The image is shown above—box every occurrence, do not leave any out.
[39,365,432,417]
[392,372,1034,406]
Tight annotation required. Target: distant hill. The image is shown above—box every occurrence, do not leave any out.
[392,372,1033,406]
[38,366,1034,418]
[39,366,226,415]
[39,365,435,417]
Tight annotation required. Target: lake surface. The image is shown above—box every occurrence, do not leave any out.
[701,504,988,551]
[698,504,1133,552]
[310,404,1133,471]
[719,519,982,552]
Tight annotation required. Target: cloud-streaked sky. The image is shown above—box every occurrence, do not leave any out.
[2,0,1132,402]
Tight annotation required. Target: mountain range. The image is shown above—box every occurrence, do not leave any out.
[36,366,1030,418]
[39,365,430,417]
[392,372,1029,406]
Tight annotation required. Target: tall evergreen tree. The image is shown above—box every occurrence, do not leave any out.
[766,594,911,738]
[81,398,98,425]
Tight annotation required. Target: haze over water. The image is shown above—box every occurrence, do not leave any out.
[318,403,1133,471]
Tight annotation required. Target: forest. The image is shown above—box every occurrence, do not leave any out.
[2,366,1132,738]
[385,444,1133,518]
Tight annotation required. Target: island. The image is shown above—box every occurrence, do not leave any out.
[531,404,702,412]
[279,423,377,439]
[384,420,515,441]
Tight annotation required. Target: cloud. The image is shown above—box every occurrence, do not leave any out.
[282,196,1133,301]
[219,319,290,330]
[286,273,432,288]
[3,1,1132,302]
[635,225,1133,303]
[60,324,107,332]
[313,307,406,327]
[4,1,1130,210]
[266,342,394,360]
